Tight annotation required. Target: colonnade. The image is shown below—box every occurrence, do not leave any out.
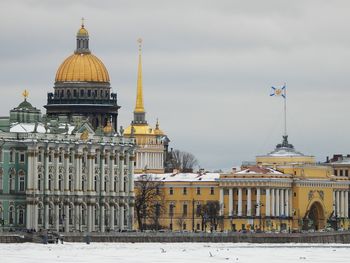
[333,190,349,218]
[219,187,292,217]
[136,151,164,170]
[25,142,135,232]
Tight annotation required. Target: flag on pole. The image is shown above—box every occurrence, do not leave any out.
[270,85,286,99]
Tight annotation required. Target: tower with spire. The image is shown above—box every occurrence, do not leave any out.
[124,39,170,174]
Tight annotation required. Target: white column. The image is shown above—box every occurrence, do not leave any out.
[119,154,125,192]
[219,188,224,216]
[265,188,271,217]
[87,205,92,232]
[276,189,280,216]
[247,188,251,216]
[280,189,284,216]
[229,188,233,216]
[256,188,261,216]
[285,189,289,217]
[346,191,349,218]
[341,191,345,218]
[271,189,275,217]
[238,188,242,216]
[336,191,340,217]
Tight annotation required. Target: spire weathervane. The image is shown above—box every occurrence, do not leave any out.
[81,17,85,27]
[22,89,29,100]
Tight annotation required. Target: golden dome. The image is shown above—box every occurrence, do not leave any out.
[55,53,110,82]
[77,26,89,36]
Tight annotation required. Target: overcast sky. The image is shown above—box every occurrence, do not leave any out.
[1,0,350,170]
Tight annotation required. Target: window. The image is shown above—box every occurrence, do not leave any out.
[9,169,15,192]
[88,90,91,97]
[196,223,200,230]
[169,187,173,195]
[340,170,343,176]
[9,149,15,163]
[346,170,349,177]
[196,187,201,195]
[18,209,24,225]
[94,176,98,191]
[19,153,25,163]
[334,170,338,176]
[48,174,53,191]
[38,174,42,191]
[80,90,84,97]
[38,204,43,225]
[183,223,186,230]
[183,187,187,195]
[48,153,52,163]
[38,151,42,162]
[19,171,25,192]
[183,203,188,216]
[69,175,73,191]
[73,90,77,97]
[104,176,108,192]
[210,187,215,195]
[114,176,118,192]
[9,206,14,225]
[58,174,63,191]
[59,154,62,163]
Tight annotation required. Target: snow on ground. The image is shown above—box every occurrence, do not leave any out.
[1,243,349,263]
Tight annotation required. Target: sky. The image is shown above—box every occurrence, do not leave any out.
[1,0,350,171]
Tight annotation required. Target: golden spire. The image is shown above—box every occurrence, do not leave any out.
[22,89,29,100]
[156,118,159,129]
[134,38,145,113]
[81,17,85,27]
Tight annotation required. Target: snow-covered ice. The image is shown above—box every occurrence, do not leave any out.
[0,243,349,263]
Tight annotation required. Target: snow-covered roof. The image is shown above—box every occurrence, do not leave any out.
[329,158,350,165]
[10,123,47,133]
[265,147,305,157]
[235,166,284,175]
[134,172,220,182]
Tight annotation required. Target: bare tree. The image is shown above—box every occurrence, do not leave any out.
[176,214,186,230]
[198,201,220,231]
[134,174,165,231]
[170,149,198,173]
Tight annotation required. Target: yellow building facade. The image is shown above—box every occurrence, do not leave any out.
[136,136,350,232]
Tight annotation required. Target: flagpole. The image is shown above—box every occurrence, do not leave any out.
[283,84,287,137]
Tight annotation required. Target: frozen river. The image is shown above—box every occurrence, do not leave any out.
[1,243,349,263]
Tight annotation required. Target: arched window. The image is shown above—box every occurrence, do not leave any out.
[69,174,73,191]
[104,176,109,192]
[48,204,53,225]
[37,174,42,191]
[69,204,73,225]
[9,206,15,225]
[18,170,25,192]
[81,205,86,225]
[58,174,63,191]
[9,169,15,192]
[9,149,15,163]
[38,204,43,225]
[48,174,53,191]
[18,207,24,225]
[114,176,118,192]
[94,176,98,192]
[95,205,99,226]
[80,89,84,97]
